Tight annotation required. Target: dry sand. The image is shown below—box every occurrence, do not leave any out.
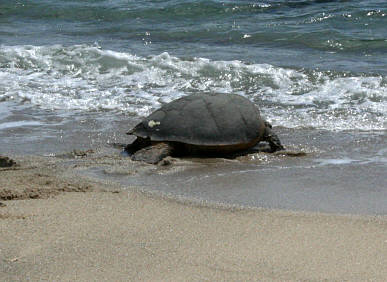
[1,153,387,281]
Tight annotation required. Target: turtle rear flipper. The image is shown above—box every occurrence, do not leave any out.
[125,137,151,155]
[131,143,174,164]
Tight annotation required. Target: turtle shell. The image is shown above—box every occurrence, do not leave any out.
[128,94,266,146]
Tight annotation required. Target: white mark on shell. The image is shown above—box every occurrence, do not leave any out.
[148,120,161,128]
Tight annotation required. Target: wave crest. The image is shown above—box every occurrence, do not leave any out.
[0,44,385,131]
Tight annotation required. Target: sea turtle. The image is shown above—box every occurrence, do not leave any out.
[125,94,284,164]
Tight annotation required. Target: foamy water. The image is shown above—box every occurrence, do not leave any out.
[0,45,385,131]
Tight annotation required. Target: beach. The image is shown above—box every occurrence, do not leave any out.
[1,153,387,281]
[1,0,387,280]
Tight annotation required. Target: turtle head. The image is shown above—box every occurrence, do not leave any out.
[264,120,272,129]
[262,120,272,139]
[262,120,285,152]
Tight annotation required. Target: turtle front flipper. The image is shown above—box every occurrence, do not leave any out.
[263,123,285,152]
[131,142,174,164]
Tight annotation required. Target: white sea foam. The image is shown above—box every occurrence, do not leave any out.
[0,120,43,130]
[0,44,385,131]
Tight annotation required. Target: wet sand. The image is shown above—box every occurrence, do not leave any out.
[1,153,387,281]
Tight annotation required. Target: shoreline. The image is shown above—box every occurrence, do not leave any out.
[1,153,387,280]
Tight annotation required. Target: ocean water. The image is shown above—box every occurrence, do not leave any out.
[0,0,386,214]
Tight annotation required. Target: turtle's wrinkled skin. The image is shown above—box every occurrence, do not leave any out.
[126,94,284,164]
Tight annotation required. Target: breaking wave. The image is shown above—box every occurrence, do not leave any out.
[0,44,385,131]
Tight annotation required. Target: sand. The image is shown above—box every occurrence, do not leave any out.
[1,153,387,281]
